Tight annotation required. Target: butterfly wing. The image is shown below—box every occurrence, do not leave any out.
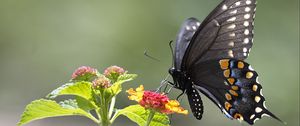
[173,17,205,119]
[182,0,256,69]
[174,17,200,70]
[190,59,282,125]
[176,0,282,124]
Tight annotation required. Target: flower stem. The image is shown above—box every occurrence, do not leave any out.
[108,96,116,118]
[145,110,155,126]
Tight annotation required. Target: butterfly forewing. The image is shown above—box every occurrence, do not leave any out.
[182,0,256,69]
[174,17,200,70]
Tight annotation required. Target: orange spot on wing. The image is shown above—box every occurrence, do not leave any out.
[227,78,235,85]
[246,72,254,79]
[237,61,245,69]
[223,69,231,78]
[231,86,239,90]
[219,59,230,70]
[252,84,258,91]
[225,102,232,111]
[229,90,239,96]
[234,113,244,120]
[225,93,232,100]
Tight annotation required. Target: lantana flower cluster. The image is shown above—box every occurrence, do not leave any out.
[127,85,188,115]
[71,65,125,89]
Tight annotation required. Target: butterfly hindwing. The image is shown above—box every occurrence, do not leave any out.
[189,59,282,125]
[174,17,200,70]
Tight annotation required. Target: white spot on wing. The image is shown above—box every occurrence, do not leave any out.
[235,1,241,6]
[186,26,190,30]
[250,114,255,119]
[230,10,238,14]
[260,88,263,96]
[246,0,252,5]
[229,41,234,47]
[244,29,250,35]
[196,22,201,26]
[222,4,228,10]
[192,26,197,30]
[263,101,267,108]
[243,47,248,52]
[229,33,235,37]
[256,77,260,83]
[243,38,250,44]
[245,7,251,12]
[262,114,270,117]
[244,14,251,19]
[227,17,236,22]
[228,50,234,57]
[253,118,259,123]
[255,107,263,113]
[228,24,236,29]
[255,96,261,103]
[248,65,254,71]
[244,21,250,26]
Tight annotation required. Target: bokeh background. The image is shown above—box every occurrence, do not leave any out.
[0,0,299,126]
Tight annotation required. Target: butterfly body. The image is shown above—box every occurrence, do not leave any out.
[168,0,283,125]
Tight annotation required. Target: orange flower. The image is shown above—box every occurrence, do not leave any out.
[165,100,188,115]
[126,85,144,102]
[127,85,188,115]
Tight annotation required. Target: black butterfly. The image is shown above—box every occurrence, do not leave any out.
[168,0,283,125]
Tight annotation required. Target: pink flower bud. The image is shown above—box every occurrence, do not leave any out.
[104,65,125,77]
[92,76,111,89]
[71,66,98,81]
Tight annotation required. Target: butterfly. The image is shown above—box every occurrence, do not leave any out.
[168,0,283,125]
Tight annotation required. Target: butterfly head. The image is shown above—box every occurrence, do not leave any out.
[169,67,187,91]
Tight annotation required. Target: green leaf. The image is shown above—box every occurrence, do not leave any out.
[47,81,92,100]
[75,96,95,111]
[18,99,99,126]
[115,105,170,126]
[59,99,78,109]
[117,74,137,82]
[104,74,137,97]
[46,82,97,110]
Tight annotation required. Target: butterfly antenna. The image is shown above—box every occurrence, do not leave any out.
[169,40,175,67]
[144,50,160,62]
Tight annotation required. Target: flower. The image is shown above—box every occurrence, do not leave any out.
[127,85,188,115]
[103,66,125,81]
[71,66,98,80]
[139,91,169,112]
[126,85,144,102]
[92,76,111,89]
[164,100,188,115]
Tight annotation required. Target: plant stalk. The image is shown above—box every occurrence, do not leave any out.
[145,110,155,126]
[108,96,116,118]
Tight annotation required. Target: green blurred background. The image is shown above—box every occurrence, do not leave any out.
[0,0,299,126]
